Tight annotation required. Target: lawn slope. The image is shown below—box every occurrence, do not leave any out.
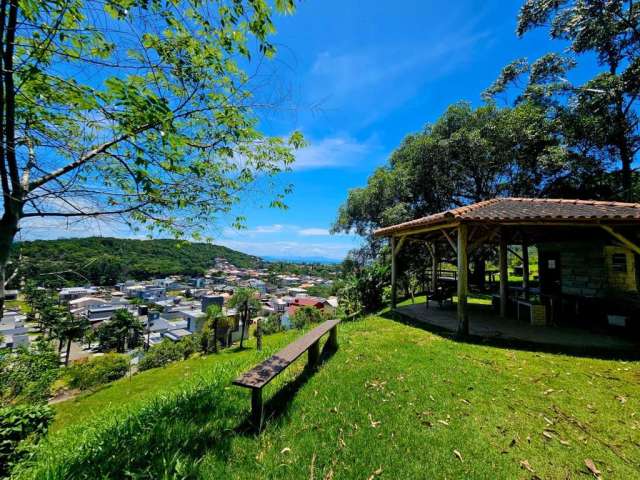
[16,317,640,479]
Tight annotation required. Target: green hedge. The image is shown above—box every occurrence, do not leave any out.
[66,354,129,390]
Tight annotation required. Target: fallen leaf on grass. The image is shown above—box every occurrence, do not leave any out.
[543,388,555,395]
[438,419,449,426]
[559,439,570,446]
[584,459,601,478]
[281,447,291,454]
[520,459,534,472]
[453,449,463,462]
[368,413,381,428]
[615,395,627,404]
[367,467,383,479]
[542,430,554,440]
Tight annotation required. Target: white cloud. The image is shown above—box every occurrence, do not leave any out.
[218,239,356,260]
[298,228,330,236]
[293,134,380,170]
[254,224,284,233]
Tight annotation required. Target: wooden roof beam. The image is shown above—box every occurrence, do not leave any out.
[600,225,640,255]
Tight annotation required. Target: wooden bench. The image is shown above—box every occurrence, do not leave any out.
[232,319,340,427]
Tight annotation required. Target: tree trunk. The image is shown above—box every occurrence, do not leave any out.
[65,337,72,366]
[0,209,20,315]
[213,318,218,353]
[256,317,262,351]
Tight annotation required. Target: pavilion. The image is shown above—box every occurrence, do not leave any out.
[374,198,640,336]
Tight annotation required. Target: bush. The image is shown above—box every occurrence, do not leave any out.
[0,404,53,477]
[291,306,325,330]
[0,339,59,405]
[138,340,183,371]
[179,334,201,359]
[255,314,283,336]
[66,354,129,390]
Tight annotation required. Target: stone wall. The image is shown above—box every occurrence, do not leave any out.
[536,241,637,297]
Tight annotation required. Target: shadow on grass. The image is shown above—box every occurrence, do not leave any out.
[234,341,339,435]
[382,308,640,361]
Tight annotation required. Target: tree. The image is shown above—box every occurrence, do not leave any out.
[485,0,640,201]
[203,304,228,353]
[0,338,59,405]
[227,288,260,349]
[0,0,303,312]
[291,306,324,329]
[332,101,563,287]
[55,313,90,366]
[95,309,143,353]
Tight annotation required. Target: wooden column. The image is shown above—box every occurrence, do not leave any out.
[499,229,508,317]
[430,243,438,292]
[391,236,397,309]
[457,224,469,336]
[308,339,320,368]
[522,239,529,299]
[251,388,263,427]
[328,324,338,350]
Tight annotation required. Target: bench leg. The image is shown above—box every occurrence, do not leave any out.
[251,388,263,427]
[308,340,320,368]
[328,325,338,350]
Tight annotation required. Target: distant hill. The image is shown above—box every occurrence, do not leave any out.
[9,237,261,287]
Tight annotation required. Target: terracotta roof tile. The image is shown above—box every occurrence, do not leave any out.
[374,198,640,237]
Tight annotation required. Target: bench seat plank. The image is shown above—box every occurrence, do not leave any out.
[233,319,340,389]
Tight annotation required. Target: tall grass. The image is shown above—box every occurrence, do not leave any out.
[14,365,241,479]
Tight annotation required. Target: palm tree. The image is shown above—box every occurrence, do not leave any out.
[228,288,261,349]
[204,304,227,353]
[57,312,90,365]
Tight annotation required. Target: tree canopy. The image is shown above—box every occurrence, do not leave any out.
[0,0,302,308]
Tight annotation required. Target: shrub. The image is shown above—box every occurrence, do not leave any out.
[291,306,324,330]
[0,339,59,405]
[179,334,201,360]
[255,313,283,336]
[66,354,129,390]
[0,404,53,477]
[138,340,183,371]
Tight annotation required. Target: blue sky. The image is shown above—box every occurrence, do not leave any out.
[22,1,596,261]
[214,0,572,260]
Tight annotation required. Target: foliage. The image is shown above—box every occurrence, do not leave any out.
[228,288,261,348]
[65,354,129,390]
[95,309,144,353]
[14,317,640,479]
[0,0,303,309]
[0,404,53,478]
[202,305,233,353]
[9,237,260,288]
[333,101,564,261]
[138,340,184,372]
[485,0,640,201]
[291,306,325,329]
[338,261,390,314]
[0,340,59,406]
[257,313,284,336]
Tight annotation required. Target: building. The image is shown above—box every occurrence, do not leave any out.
[375,197,640,335]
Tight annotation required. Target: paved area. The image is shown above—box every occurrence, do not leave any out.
[396,303,638,351]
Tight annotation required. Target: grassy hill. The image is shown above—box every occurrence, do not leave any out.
[10,237,261,287]
[14,316,640,479]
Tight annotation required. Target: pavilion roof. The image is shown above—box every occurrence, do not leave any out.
[374,198,640,237]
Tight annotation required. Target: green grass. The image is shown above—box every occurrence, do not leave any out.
[398,293,492,307]
[15,317,640,479]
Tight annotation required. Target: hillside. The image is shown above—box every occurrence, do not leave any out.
[15,316,640,479]
[9,237,261,287]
